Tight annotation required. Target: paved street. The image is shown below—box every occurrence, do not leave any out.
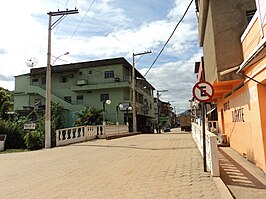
[0,128,221,199]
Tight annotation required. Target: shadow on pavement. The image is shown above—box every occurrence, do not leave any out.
[219,148,266,192]
[70,144,196,151]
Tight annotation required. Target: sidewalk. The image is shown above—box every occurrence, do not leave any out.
[218,147,266,198]
[0,128,221,199]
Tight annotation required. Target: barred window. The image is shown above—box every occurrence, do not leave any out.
[100,93,109,102]
[104,70,114,79]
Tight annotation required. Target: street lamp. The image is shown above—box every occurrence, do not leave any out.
[157,90,168,133]
[52,52,69,65]
[102,99,111,125]
[132,50,152,132]
[118,104,132,126]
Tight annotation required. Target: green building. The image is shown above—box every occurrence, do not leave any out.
[14,57,155,131]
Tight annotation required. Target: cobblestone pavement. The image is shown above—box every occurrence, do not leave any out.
[0,128,221,199]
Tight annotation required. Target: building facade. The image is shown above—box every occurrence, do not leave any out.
[195,0,266,172]
[14,57,155,131]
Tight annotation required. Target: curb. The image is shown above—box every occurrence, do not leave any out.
[213,177,233,199]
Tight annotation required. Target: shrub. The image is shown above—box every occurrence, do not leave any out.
[24,130,43,150]
[0,119,26,149]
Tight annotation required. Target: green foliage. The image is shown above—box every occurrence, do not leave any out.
[74,107,103,126]
[0,119,26,149]
[0,87,13,120]
[51,102,65,146]
[24,130,43,150]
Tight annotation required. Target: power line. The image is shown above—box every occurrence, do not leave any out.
[144,0,194,77]
[71,0,96,38]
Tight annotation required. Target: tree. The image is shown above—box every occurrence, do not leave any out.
[0,87,13,120]
[74,107,102,126]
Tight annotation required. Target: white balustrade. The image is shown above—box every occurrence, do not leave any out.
[207,121,218,134]
[191,122,220,177]
[56,125,129,146]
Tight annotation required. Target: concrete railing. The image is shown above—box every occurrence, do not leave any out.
[207,121,218,134]
[191,122,220,177]
[56,125,129,146]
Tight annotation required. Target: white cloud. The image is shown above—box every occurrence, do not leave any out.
[0,0,202,113]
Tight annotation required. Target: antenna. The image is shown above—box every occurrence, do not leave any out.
[26,57,38,67]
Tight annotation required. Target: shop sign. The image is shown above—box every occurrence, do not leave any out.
[232,108,245,122]
[24,123,36,130]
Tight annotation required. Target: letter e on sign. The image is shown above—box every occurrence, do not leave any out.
[192,81,214,102]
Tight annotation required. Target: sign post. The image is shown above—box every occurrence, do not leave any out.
[192,81,214,172]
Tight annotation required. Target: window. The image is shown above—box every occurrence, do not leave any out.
[138,93,144,104]
[60,76,68,83]
[100,93,109,102]
[88,70,92,74]
[64,96,71,103]
[76,95,84,104]
[32,78,38,85]
[104,70,114,79]
[79,71,82,75]
[42,78,46,85]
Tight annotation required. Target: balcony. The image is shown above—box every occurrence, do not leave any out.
[71,76,131,91]
[239,9,266,71]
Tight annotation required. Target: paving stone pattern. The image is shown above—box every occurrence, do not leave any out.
[0,129,221,199]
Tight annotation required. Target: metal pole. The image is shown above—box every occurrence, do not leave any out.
[126,108,129,125]
[157,91,160,133]
[116,106,119,125]
[103,102,106,125]
[202,102,207,172]
[132,53,137,132]
[45,13,52,148]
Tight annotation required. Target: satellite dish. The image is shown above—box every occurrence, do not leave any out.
[26,57,38,67]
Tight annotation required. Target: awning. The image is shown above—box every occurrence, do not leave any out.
[212,79,243,100]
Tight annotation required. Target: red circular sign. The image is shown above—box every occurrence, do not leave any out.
[192,81,214,102]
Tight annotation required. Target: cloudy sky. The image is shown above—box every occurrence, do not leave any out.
[0,0,202,113]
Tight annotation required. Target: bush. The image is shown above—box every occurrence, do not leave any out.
[24,130,43,150]
[0,119,26,149]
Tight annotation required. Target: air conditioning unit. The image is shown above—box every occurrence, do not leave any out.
[114,77,120,82]
[76,79,87,85]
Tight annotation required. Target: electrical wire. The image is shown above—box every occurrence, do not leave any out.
[71,0,96,38]
[144,0,194,77]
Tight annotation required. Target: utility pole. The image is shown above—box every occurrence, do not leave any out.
[45,9,78,148]
[132,50,151,132]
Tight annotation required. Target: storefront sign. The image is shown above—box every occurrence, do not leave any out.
[24,123,36,130]
[232,108,245,122]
